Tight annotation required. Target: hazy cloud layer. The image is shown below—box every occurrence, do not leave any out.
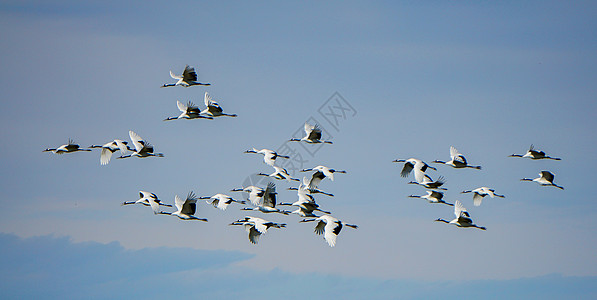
[0,233,595,299]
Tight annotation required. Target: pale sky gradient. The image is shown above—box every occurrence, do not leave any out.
[1,1,596,298]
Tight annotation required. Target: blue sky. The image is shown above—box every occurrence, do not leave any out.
[1,1,596,298]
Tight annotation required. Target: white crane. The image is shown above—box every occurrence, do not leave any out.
[435,200,486,230]
[408,174,447,190]
[231,185,266,206]
[300,215,358,247]
[244,148,290,167]
[509,144,561,160]
[432,146,481,170]
[521,171,564,190]
[161,65,210,87]
[198,194,246,211]
[159,191,208,221]
[164,100,213,121]
[289,122,332,144]
[408,190,453,206]
[461,187,505,206]
[287,176,334,197]
[229,216,286,244]
[201,92,237,118]
[241,183,291,215]
[279,199,331,217]
[44,139,92,154]
[117,131,164,159]
[301,165,346,189]
[279,178,331,216]
[258,166,300,182]
[392,158,436,178]
[90,139,133,165]
[122,191,172,207]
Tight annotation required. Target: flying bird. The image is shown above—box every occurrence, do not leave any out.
[408,190,453,206]
[117,131,164,159]
[301,165,346,189]
[241,183,291,215]
[520,171,564,190]
[300,215,358,247]
[435,200,486,230]
[43,139,92,154]
[509,144,561,160]
[432,146,481,170]
[244,148,290,167]
[258,166,300,182]
[161,65,210,87]
[201,92,237,118]
[289,122,332,144]
[199,194,246,211]
[231,185,266,206]
[229,216,286,244]
[159,191,208,221]
[164,100,213,121]
[279,178,331,216]
[122,191,172,207]
[461,187,505,206]
[408,174,447,190]
[90,139,133,165]
[392,158,437,178]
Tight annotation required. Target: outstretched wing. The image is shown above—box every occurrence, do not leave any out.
[247,226,261,244]
[401,161,414,178]
[128,131,144,152]
[169,70,182,80]
[113,140,128,154]
[454,200,473,223]
[263,182,277,208]
[473,193,484,207]
[100,148,113,165]
[540,171,554,182]
[182,65,198,82]
[307,124,323,140]
[176,100,188,113]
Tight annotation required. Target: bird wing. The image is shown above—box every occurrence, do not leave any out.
[128,131,144,152]
[314,220,326,235]
[541,171,554,182]
[263,151,276,166]
[304,122,315,135]
[169,70,182,80]
[247,187,265,206]
[113,140,128,154]
[182,192,198,215]
[174,195,184,213]
[473,193,483,207]
[263,182,277,207]
[318,166,334,181]
[176,100,188,113]
[430,191,443,200]
[454,200,466,219]
[251,218,269,234]
[308,171,325,189]
[247,226,261,244]
[100,148,113,165]
[401,161,414,177]
[182,65,198,82]
[454,200,473,223]
[324,220,342,247]
[204,92,211,107]
[449,146,460,160]
[148,197,161,214]
[307,124,323,140]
